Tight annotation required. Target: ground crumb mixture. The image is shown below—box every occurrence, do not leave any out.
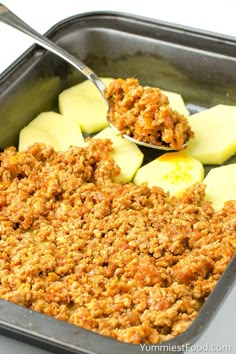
[0,141,235,344]
[105,77,194,150]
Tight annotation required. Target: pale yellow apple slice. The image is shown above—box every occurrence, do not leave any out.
[59,77,114,134]
[143,85,189,115]
[19,126,56,151]
[163,90,189,116]
[133,151,204,196]
[204,163,236,210]
[93,127,144,183]
[185,105,236,164]
[59,77,189,135]
[18,111,85,151]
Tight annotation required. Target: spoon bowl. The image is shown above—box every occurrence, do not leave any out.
[0,3,188,151]
[107,120,186,151]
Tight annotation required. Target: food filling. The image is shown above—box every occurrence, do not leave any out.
[0,141,235,344]
[105,78,194,150]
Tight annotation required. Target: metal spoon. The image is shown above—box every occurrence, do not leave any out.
[0,3,186,151]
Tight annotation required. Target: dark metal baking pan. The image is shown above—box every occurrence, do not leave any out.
[0,11,236,354]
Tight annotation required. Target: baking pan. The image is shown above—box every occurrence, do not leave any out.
[0,10,236,354]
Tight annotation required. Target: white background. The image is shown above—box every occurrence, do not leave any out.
[0,0,236,353]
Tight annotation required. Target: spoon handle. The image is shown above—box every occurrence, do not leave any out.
[0,4,106,96]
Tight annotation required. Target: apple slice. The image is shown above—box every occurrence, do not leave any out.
[204,163,236,210]
[19,126,56,152]
[142,85,189,116]
[185,105,236,164]
[162,90,189,116]
[18,111,85,151]
[59,77,114,134]
[59,77,189,135]
[133,151,204,196]
[93,127,144,183]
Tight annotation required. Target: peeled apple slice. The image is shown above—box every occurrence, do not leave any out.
[133,151,204,196]
[163,90,189,116]
[204,163,236,211]
[185,105,236,164]
[59,77,189,135]
[19,127,55,152]
[58,77,114,134]
[94,127,143,183]
[18,111,85,151]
